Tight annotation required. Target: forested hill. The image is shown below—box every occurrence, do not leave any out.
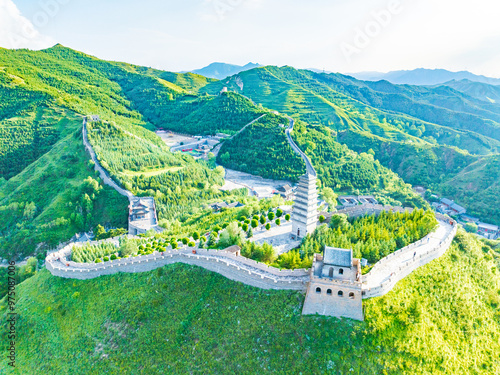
[0,45,254,258]
[1,44,499,262]
[200,65,500,224]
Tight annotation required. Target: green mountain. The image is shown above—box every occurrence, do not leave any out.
[440,79,500,103]
[1,230,499,374]
[0,45,247,258]
[350,68,500,86]
[188,62,262,79]
[199,65,500,223]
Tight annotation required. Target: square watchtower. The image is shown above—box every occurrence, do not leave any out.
[302,247,364,321]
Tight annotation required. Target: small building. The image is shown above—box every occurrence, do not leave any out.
[477,222,499,239]
[224,245,241,256]
[440,198,466,215]
[302,246,363,321]
[76,232,93,243]
[358,195,378,205]
[253,186,275,199]
[210,201,244,212]
[90,115,100,122]
[129,197,158,235]
[277,184,294,200]
[338,196,359,207]
[220,87,228,94]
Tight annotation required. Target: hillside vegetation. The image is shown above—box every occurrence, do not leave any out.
[200,65,500,223]
[0,230,498,374]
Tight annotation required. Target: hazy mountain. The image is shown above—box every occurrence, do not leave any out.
[188,62,261,79]
[440,79,500,103]
[349,68,500,86]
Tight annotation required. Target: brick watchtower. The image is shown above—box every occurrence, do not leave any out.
[291,173,318,239]
[302,246,364,321]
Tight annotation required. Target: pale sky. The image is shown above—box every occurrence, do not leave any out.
[1,0,500,77]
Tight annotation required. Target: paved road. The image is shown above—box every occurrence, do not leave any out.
[285,118,317,177]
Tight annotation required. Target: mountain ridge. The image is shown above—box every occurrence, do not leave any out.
[349,68,500,86]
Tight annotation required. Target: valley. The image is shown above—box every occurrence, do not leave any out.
[0,45,499,375]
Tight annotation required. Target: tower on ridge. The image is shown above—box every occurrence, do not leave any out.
[292,173,318,239]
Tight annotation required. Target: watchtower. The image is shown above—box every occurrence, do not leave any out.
[302,246,364,321]
[291,173,318,239]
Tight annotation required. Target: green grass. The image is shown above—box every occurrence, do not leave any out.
[0,230,498,374]
[0,126,128,259]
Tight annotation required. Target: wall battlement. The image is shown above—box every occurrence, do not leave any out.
[46,205,457,321]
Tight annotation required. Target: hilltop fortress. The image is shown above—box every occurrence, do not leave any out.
[53,115,458,321]
[46,204,456,321]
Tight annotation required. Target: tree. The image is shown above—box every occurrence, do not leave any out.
[207,232,218,247]
[193,231,200,240]
[247,228,253,238]
[260,215,266,225]
[251,219,259,229]
[319,215,326,223]
[95,224,106,240]
[276,209,283,218]
[321,187,338,210]
[219,222,245,248]
[182,237,189,245]
[330,214,350,230]
[242,223,249,231]
[119,237,138,257]
[464,223,478,233]
[266,223,271,231]
[285,214,291,221]
[268,211,275,221]
[275,219,281,226]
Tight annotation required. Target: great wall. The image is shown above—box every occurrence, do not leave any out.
[46,205,457,303]
[65,115,459,321]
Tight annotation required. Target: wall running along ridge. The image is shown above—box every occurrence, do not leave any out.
[46,205,457,300]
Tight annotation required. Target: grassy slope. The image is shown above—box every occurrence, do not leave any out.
[436,155,500,224]
[0,230,498,374]
[0,125,128,259]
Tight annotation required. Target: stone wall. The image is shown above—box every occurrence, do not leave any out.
[46,245,308,291]
[46,205,457,302]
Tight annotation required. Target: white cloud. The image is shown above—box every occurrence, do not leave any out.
[0,0,54,49]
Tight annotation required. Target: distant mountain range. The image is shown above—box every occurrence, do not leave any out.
[439,79,500,103]
[187,62,261,79]
[349,68,500,86]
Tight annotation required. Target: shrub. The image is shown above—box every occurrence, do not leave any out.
[188,241,196,247]
[251,219,259,229]
[285,214,291,221]
[275,219,281,226]
[95,258,102,263]
[110,254,117,260]
[319,215,326,223]
[242,223,249,231]
[182,237,189,245]
[171,242,178,249]
[266,223,271,231]
[253,215,259,221]
[260,215,266,225]
[268,212,275,221]
[193,231,200,240]
[103,257,109,262]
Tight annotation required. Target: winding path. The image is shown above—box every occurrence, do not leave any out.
[82,118,133,200]
[285,118,317,177]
